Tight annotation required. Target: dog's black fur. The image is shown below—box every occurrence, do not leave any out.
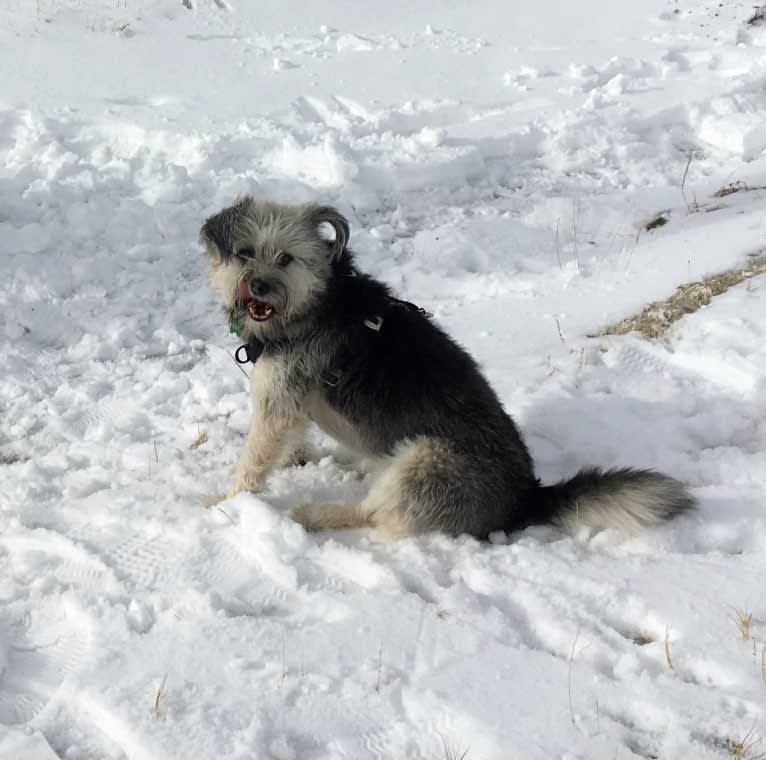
[305,252,539,537]
[201,199,696,538]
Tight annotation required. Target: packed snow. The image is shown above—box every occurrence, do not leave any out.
[1,1,766,758]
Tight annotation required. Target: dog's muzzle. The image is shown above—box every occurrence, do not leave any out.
[237,279,275,321]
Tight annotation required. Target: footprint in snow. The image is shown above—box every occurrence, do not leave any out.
[0,601,89,725]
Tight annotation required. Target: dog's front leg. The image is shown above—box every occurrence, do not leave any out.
[225,412,304,498]
[225,357,306,498]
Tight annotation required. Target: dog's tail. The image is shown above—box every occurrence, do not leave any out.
[526,467,695,534]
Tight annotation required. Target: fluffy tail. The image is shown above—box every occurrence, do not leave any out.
[528,467,695,534]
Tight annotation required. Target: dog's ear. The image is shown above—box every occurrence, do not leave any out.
[200,198,249,260]
[312,206,349,260]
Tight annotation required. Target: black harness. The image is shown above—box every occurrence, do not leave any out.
[233,297,430,381]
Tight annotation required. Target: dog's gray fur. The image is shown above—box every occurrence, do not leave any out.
[201,198,695,539]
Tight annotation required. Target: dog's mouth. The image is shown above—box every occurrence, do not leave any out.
[237,280,276,322]
[245,299,274,321]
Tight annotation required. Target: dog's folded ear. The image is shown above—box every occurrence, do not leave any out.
[311,205,349,260]
[200,197,251,260]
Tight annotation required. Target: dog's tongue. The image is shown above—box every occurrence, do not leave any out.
[237,280,252,301]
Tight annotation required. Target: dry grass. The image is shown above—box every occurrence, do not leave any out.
[215,506,236,524]
[440,736,470,760]
[602,251,766,338]
[730,608,753,641]
[190,430,208,449]
[681,150,697,212]
[727,728,766,760]
[555,317,565,344]
[712,181,764,198]
[643,180,765,228]
[375,643,383,693]
[664,625,674,670]
[154,674,168,715]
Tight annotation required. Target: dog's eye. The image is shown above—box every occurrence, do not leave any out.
[236,246,255,260]
[275,251,293,268]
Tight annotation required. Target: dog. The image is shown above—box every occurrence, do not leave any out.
[200,197,695,539]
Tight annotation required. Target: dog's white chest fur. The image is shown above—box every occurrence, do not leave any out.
[249,354,282,406]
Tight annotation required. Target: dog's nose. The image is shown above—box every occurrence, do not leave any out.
[249,278,271,297]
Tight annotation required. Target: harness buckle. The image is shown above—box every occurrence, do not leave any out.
[363,315,383,332]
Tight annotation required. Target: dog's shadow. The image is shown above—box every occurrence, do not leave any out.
[520,389,765,538]
[519,393,702,486]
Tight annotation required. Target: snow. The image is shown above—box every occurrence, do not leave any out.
[1,0,766,757]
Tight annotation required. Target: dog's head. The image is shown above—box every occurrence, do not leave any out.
[200,197,349,339]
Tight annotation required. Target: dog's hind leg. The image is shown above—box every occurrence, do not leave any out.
[291,497,415,537]
[291,451,417,536]
[292,447,419,537]
[292,437,461,538]
[291,501,372,531]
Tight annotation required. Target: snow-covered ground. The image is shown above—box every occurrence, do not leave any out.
[2,1,766,757]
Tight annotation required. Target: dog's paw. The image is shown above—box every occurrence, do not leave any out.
[336,456,377,478]
[225,477,265,499]
[201,482,263,507]
[291,503,323,531]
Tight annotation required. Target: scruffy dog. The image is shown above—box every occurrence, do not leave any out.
[201,198,694,539]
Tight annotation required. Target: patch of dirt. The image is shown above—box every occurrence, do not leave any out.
[602,252,766,339]
[644,212,669,231]
[713,180,765,198]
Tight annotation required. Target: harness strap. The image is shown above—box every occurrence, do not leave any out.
[233,297,430,373]
[360,297,430,335]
